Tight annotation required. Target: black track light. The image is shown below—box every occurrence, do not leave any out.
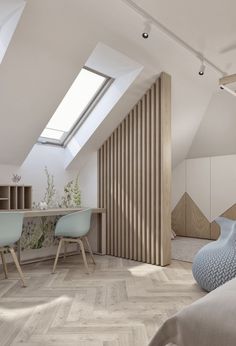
[199,60,206,76]
[142,22,151,39]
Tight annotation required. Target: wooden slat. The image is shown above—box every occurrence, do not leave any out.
[98,74,171,266]
[141,95,146,262]
[146,90,151,264]
[103,143,107,210]
[137,101,142,262]
[159,72,171,266]
[129,111,133,259]
[155,81,160,264]
[125,116,129,258]
[121,121,126,258]
[133,105,137,260]
[113,129,118,256]
[98,149,102,208]
[150,84,156,264]
[110,134,114,255]
[101,146,105,208]
[107,139,111,254]
[117,125,122,257]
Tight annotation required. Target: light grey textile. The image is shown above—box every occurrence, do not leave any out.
[192,217,236,291]
[149,277,236,346]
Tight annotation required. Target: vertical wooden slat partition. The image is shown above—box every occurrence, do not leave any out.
[98,72,171,266]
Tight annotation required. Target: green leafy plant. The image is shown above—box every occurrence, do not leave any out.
[61,175,81,208]
[43,166,56,207]
[73,175,81,206]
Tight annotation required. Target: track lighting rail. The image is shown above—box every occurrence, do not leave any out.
[122,0,225,76]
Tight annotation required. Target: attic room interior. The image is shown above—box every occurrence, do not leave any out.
[1,0,236,345]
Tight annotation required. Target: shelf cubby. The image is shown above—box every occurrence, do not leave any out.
[24,186,32,210]
[0,185,32,211]
[0,199,10,210]
[0,186,10,199]
[17,186,24,209]
[10,186,17,209]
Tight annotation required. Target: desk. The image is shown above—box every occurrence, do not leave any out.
[16,208,106,264]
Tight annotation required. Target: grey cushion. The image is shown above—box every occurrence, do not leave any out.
[149,277,236,346]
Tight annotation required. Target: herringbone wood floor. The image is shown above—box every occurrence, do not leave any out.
[0,255,205,346]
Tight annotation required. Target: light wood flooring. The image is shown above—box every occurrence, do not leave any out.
[0,255,205,346]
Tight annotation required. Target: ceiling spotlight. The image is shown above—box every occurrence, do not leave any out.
[199,59,206,76]
[142,22,151,39]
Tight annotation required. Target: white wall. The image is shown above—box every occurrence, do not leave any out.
[0,144,98,207]
[172,160,185,210]
[211,156,236,220]
[186,157,211,220]
[78,152,98,208]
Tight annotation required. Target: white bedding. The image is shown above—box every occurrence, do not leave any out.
[149,278,236,346]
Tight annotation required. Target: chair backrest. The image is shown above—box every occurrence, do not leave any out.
[55,209,92,238]
[0,212,24,247]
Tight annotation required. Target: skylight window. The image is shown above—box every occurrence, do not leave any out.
[39,67,111,145]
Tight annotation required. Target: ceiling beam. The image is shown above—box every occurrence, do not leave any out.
[219,74,236,86]
[219,74,236,97]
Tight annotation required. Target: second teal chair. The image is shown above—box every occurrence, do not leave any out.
[0,212,26,287]
[52,209,96,274]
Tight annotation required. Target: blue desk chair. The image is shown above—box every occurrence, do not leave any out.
[0,212,26,287]
[52,209,95,274]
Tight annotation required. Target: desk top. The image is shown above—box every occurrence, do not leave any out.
[0,208,106,217]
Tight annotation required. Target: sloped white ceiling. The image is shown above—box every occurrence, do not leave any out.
[0,0,25,63]
[133,0,236,74]
[188,91,236,158]
[0,0,231,167]
[65,43,143,169]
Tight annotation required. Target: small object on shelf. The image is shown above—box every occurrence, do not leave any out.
[12,174,21,184]
[39,202,47,210]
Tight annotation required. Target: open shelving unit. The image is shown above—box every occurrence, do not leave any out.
[0,185,32,211]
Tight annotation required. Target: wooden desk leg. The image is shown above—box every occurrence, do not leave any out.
[17,239,21,265]
[101,213,106,255]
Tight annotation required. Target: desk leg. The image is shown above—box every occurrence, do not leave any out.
[101,213,106,255]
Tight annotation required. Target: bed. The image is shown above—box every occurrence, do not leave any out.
[149,277,236,346]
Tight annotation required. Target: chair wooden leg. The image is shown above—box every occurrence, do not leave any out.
[64,241,67,260]
[9,247,26,287]
[77,239,89,274]
[0,251,8,279]
[83,236,96,264]
[52,238,63,274]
